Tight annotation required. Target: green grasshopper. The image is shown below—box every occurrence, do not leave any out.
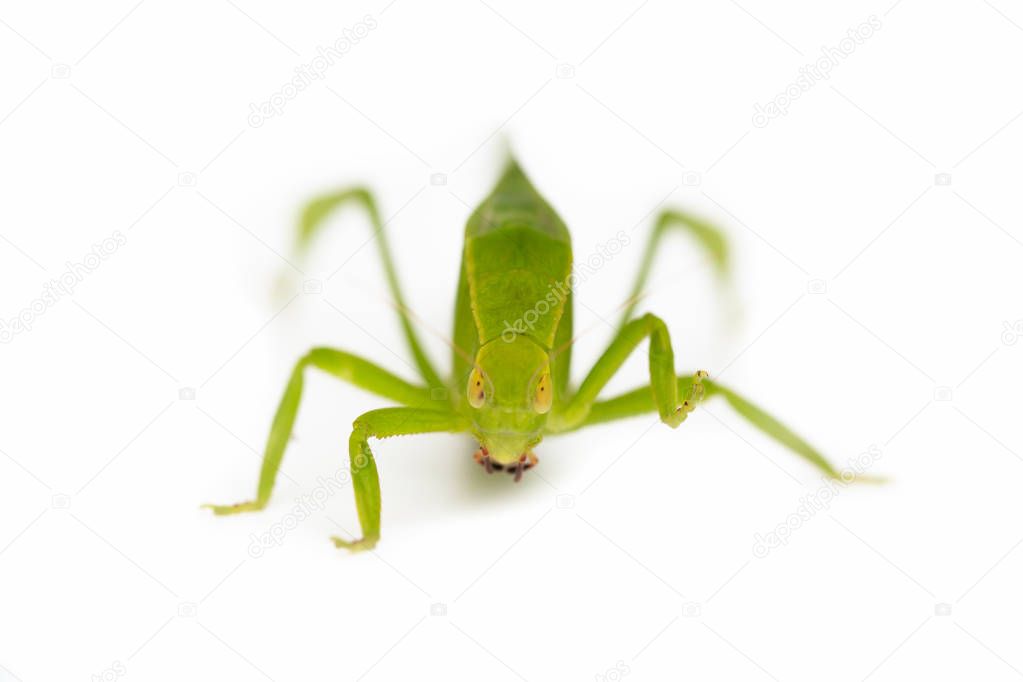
[205,158,844,550]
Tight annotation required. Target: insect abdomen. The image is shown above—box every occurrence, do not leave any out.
[464,160,572,347]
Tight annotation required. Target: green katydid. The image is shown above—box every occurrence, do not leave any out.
[205,157,847,551]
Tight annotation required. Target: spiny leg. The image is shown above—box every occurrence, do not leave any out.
[574,374,851,480]
[617,210,731,329]
[295,187,445,390]
[333,407,470,551]
[203,347,438,515]
[548,313,705,432]
[678,369,708,415]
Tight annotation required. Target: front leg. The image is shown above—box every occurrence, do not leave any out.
[203,347,435,516]
[548,313,705,432]
[333,407,471,551]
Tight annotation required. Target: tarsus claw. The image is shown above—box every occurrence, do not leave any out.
[331,535,378,552]
[202,500,264,515]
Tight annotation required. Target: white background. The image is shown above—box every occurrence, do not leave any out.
[2,1,1022,680]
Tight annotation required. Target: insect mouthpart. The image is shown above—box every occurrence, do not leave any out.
[473,448,539,482]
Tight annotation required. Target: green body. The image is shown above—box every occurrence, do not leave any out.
[452,162,572,463]
[206,157,860,550]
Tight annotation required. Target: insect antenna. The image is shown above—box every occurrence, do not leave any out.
[369,286,477,369]
[548,289,647,363]
[549,252,729,363]
[400,303,474,366]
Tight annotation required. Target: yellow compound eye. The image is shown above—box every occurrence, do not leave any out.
[533,369,552,414]
[467,367,487,408]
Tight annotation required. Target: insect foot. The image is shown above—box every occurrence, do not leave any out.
[679,370,710,420]
[330,535,379,553]
[689,370,709,402]
[202,500,265,515]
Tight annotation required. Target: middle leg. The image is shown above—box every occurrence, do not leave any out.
[547,313,706,432]
[570,375,847,480]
